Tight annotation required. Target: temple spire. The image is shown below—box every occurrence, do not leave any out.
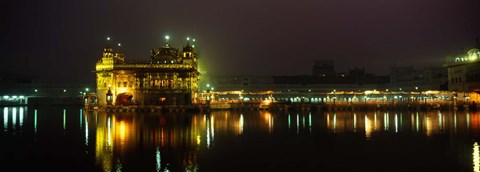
[164,35,170,48]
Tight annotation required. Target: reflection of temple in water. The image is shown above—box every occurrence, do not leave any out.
[90,111,201,171]
[84,110,248,171]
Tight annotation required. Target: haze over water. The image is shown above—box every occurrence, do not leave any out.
[1,106,479,171]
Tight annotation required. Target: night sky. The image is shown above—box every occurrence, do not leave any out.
[1,0,479,84]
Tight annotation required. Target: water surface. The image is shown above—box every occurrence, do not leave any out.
[1,106,479,171]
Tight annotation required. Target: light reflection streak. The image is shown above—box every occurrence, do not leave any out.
[63,109,66,131]
[333,113,336,133]
[384,113,389,131]
[296,114,299,134]
[327,113,330,130]
[197,135,201,146]
[400,113,403,128]
[270,115,273,133]
[416,112,419,132]
[19,107,23,128]
[353,113,357,132]
[454,112,457,132]
[80,109,83,129]
[34,109,37,133]
[474,142,479,172]
[374,113,377,130]
[239,114,244,134]
[206,116,210,149]
[266,112,273,133]
[107,117,112,146]
[302,115,305,130]
[288,114,291,129]
[156,147,161,172]
[365,115,371,140]
[426,116,433,136]
[12,107,16,131]
[119,120,127,148]
[395,114,398,133]
[468,113,471,129]
[4,107,8,131]
[438,112,443,131]
[85,114,89,146]
[411,113,414,131]
[308,113,312,134]
[211,116,215,145]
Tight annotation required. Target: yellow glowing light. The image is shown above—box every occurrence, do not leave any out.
[118,87,127,94]
[197,135,201,145]
[118,121,127,147]
[424,90,439,95]
[469,49,480,61]
[261,112,273,132]
[474,142,480,172]
[165,35,170,40]
[262,99,272,105]
[239,114,244,135]
[470,55,478,61]
[426,116,433,136]
[365,115,372,140]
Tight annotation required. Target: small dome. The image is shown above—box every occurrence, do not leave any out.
[468,48,480,61]
[183,43,193,52]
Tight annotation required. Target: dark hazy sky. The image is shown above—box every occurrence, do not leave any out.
[1,0,479,84]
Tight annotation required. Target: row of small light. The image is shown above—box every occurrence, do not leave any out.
[106,35,197,48]
[1,95,25,100]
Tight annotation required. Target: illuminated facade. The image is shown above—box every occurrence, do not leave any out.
[95,38,199,106]
[444,45,480,91]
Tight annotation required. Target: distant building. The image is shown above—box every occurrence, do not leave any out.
[0,72,91,105]
[389,66,447,91]
[208,65,389,92]
[444,40,480,92]
[95,38,200,106]
[312,60,336,76]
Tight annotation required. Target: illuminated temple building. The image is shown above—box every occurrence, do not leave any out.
[95,37,199,106]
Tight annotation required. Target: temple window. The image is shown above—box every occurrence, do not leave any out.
[169,80,174,88]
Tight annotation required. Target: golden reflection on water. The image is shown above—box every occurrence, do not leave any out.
[321,111,480,137]
[261,111,273,133]
[365,114,372,140]
[88,111,247,171]
[474,142,479,172]
[72,110,480,171]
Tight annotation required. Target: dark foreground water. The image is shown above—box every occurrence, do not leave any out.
[1,106,480,172]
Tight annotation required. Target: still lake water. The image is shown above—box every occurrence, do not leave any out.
[1,106,480,172]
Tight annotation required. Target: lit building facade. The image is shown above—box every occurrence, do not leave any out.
[95,38,199,106]
[444,46,480,92]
